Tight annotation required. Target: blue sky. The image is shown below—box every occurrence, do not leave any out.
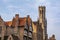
[0,0,60,40]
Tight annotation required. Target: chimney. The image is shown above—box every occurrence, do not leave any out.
[0,16,3,20]
[27,15,30,18]
[0,16,1,19]
[15,14,19,20]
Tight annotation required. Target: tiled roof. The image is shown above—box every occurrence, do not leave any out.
[5,21,12,27]
[4,16,32,27]
[19,17,26,26]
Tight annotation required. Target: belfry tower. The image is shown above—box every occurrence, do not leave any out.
[38,6,47,40]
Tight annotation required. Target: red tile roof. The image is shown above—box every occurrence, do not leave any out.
[5,17,32,27]
[5,21,12,27]
[19,17,26,26]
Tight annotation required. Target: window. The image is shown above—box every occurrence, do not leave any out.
[25,25,28,29]
[0,37,1,40]
[28,32,32,37]
[29,26,32,31]
[39,27,40,32]
[10,27,14,34]
[9,37,11,40]
[0,26,2,33]
[25,24,28,29]
[29,38,32,40]
[23,36,27,40]
[24,30,28,36]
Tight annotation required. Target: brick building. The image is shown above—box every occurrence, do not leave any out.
[0,14,33,40]
[32,6,48,40]
[0,6,48,40]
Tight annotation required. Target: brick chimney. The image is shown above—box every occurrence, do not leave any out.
[15,14,19,20]
[0,16,3,20]
[27,15,30,18]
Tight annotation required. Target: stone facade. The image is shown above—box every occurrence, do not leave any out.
[0,14,33,40]
[0,6,55,40]
[38,6,48,40]
[30,6,48,40]
[0,16,6,40]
